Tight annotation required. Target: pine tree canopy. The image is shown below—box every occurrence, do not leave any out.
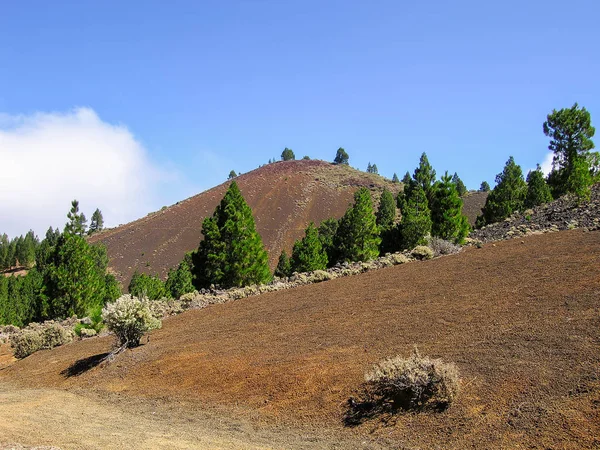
[479,181,491,192]
[290,222,328,273]
[334,147,349,165]
[451,173,467,197]
[431,172,470,243]
[281,148,295,161]
[399,184,432,250]
[392,173,400,183]
[88,208,104,235]
[192,181,271,289]
[413,152,436,197]
[478,156,527,225]
[274,250,291,278]
[333,188,381,263]
[544,103,595,198]
[65,200,87,236]
[525,165,553,208]
[376,189,396,230]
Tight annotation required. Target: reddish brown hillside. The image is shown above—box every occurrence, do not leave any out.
[89,160,401,286]
[3,229,599,448]
[461,190,488,225]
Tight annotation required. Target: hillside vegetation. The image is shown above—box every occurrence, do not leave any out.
[2,229,599,448]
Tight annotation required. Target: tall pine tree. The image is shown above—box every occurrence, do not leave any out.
[478,156,527,226]
[431,173,470,243]
[333,188,381,263]
[398,184,432,250]
[192,181,271,289]
[290,223,328,273]
[525,165,553,208]
[88,208,104,235]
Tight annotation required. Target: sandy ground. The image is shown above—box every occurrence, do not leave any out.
[0,382,373,450]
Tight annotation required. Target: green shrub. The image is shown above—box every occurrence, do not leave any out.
[11,331,42,359]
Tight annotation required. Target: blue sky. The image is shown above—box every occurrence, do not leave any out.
[1,0,599,236]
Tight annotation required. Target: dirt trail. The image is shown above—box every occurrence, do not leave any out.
[0,383,364,450]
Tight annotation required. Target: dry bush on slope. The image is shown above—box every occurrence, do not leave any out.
[345,349,460,425]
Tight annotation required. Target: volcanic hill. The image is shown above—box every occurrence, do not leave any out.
[89,159,486,287]
[89,160,402,285]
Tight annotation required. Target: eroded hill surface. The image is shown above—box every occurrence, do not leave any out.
[3,229,599,448]
[89,160,401,286]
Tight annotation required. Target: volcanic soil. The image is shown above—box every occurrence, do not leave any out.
[87,159,486,287]
[87,159,402,286]
[2,229,599,448]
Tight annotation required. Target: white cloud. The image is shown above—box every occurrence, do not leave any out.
[0,108,169,238]
[539,152,554,176]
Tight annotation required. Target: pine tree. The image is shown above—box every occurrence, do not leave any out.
[401,171,412,186]
[544,103,595,198]
[525,165,553,208]
[367,162,373,173]
[281,148,295,161]
[431,172,470,243]
[192,181,271,289]
[479,181,491,192]
[376,189,396,230]
[566,155,593,202]
[274,250,292,278]
[398,184,432,250]
[290,223,328,273]
[333,188,381,263]
[413,153,436,200]
[65,200,87,236]
[334,147,349,165]
[451,173,467,197]
[166,255,195,298]
[372,164,378,174]
[318,218,339,266]
[44,234,109,318]
[478,156,527,226]
[128,271,168,300]
[88,208,104,235]
[392,173,400,183]
[228,170,237,180]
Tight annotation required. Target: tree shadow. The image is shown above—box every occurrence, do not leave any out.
[61,353,110,377]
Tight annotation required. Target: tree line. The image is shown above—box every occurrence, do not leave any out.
[0,202,115,326]
[477,104,597,226]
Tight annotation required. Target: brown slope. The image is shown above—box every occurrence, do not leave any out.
[461,190,488,226]
[89,159,401,286]
[3,229,599,448]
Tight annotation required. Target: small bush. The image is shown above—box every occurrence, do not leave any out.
[427,237,461,256]
[41,324,73,349]
[79,327,97,338]
[411,245,434,260]
[102,294,162,349]
[11,331,43,359]
[364,349,459,411]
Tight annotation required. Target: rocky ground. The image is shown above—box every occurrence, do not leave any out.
[470,184,600,242]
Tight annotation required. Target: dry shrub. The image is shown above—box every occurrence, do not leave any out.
[427,237,461,256]
[102,294,162,349]
[364,348,459,411]
[411,245,434,260]
[41,324,73,349]
[11,331,43,359]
